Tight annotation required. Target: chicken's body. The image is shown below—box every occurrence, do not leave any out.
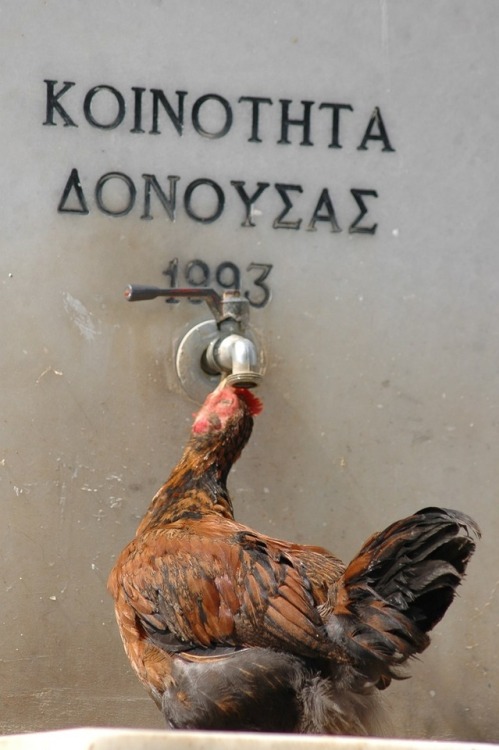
[108,383,479,734]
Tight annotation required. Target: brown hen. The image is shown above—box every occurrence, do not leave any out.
[108,382,479,734]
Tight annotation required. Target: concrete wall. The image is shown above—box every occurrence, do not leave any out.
[1,1,497,740]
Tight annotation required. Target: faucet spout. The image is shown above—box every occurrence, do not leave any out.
[205,333,262,388]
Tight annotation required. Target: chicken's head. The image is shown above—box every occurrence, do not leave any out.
[192,382,262,437]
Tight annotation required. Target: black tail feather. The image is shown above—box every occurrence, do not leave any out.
[325,507,480,689]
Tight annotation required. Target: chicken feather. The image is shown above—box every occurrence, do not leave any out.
[108,382,479,733]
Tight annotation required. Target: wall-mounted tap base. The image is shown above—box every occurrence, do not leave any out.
[175,320,221,403]
[175,320,265,402]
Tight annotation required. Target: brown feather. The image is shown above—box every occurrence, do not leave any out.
[108,384,479,734]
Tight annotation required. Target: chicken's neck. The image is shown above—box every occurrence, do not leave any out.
[136,409,254,533]
[139,437,243,531]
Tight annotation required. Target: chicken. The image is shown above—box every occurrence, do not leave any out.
[108,382,479,734]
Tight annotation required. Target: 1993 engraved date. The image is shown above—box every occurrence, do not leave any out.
[163,258,272,308]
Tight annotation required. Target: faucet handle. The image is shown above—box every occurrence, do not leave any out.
[124,284,250,328]
[124,284,224,320]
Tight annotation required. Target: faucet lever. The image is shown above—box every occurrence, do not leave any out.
[125,284,223,320]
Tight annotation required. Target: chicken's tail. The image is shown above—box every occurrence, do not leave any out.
[324,507,480,690]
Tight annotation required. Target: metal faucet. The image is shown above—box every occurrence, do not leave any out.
[124,285,263,391]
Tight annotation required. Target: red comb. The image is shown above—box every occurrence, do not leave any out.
[234,388,263,416]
